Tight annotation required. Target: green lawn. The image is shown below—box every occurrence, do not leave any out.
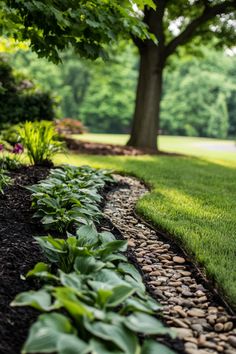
[74,134,236,165]
[55,136,236,309]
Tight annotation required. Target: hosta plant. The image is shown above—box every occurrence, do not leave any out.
[12,226,175,354]
[27,165,114,231]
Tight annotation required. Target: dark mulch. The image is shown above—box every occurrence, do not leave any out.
[64,136,184,157]
[0,166,49,354]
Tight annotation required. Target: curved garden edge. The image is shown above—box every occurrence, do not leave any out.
[104,174,236,354]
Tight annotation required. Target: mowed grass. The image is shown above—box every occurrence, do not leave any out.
[74,133,236,165]
[55,137,236,308]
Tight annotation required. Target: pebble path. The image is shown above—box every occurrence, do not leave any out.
[103,175,236,354]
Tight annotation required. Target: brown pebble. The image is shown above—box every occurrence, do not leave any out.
[188,308,205,318]
[224,321,234,332]
[173,256,185,264]
[214,323,224,332]
[228,336,236,348]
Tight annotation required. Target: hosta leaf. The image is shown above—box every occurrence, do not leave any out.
[89,339,124,354]
[22,313,77,353]
[74,256,105,274]
[97,240,127,256]
[85,321,139,354]
[57,335,90,354]
[118,263,142,283]
[11,289,56,311]
[125,313,173,336]
[94,269,128,287]
[59,271,82,291]
[76,224,99,246]
[26,262,58,281]
[106,285,135,307]
[123,297,160,314]
[99,231,116,243]
[53,287,93,319]
[141,340,177,354]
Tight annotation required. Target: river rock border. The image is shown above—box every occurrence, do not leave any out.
[103,175,236,354]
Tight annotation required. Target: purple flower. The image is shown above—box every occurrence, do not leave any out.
[12,143,24,154]
[0,144,4,152]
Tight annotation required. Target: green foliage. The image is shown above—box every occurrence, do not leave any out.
[12,225,172,354]
[10,45,236,138]
[0,0,155,62]
[12,162,174,354]
[28,165,114,231]
[0,57,55,126]
[161,48,236,138]
[18,121,63,165]
[0,168,11,193]
[0,154,22,170]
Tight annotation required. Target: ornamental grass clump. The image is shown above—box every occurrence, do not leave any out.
[17,120,63,166]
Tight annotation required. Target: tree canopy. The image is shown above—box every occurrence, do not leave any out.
[0,0,155,62]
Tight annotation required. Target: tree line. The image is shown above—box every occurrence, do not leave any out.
[9,45,236,139]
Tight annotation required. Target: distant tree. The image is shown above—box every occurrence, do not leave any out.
[207,93,229,138]
[128,1,236,150]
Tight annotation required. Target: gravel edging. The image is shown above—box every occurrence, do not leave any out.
[103,174,236,354]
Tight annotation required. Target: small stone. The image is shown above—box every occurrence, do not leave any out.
[171,327,193,339]
[172,318,189,328]
[142,265,152,272]
[216,315,228,324]
[191,324,203,333]
[128,240,136,247]
[149,270,161,276]
[182,290,193,297]
[185,342,198,350]
[214,323,224,332]
[173,256,185,264]
[224,322,234,332]
[207,315,217,325]
[216,345,224,352]
[228,336,236,348]
[188,308,205,318]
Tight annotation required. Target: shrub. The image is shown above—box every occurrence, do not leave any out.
[55,118,86,135]
[17,121,63,166]
[0,58,55,126]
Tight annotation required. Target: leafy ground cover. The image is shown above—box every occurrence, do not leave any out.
[10,165,175,354]
[55,152,236,309]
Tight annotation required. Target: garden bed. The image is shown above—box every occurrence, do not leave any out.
[0,166,177,354]
[0,166,49,354]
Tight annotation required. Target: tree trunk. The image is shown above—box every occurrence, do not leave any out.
[127,45,163,151]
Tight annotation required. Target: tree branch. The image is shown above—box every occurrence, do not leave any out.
[165,0,236,58]
[132,0,167,52]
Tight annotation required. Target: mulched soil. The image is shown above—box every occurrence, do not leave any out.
[64,136,183,156]
[0,166,49,354]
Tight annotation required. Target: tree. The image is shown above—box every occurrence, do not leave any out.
[2,1,236,150]
[128,0,236,150]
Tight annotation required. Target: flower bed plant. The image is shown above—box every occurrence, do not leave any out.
[12,164,176,354]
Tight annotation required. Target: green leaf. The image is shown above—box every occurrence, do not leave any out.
[141,340,177,354]
[85,321,139,354]
[76,224,99,246]
[125,313,173,336]
[89,339,123,354]
[53,287,93,319]
[74,256,105,274]
[107,285,135,307]
[11,289,56,311]
[59,271,82,291]
[22,313,78,353]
